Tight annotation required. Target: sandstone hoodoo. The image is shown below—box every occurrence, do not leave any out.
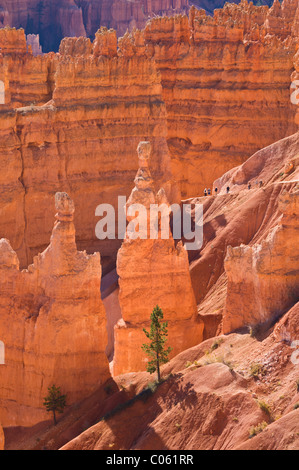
[0,193,110,428]
[113,142,204,376]
[223,187,299,333]
[144,1,298,197]
[0,0,190,52]
[0,26,175,269]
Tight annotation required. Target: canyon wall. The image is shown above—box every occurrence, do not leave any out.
[0,1,297,269]
[223,187,299,333]
[0,193,110,427]
[144,0,298,197]
[113,142,203,376]
[0,0,190,52]
[293,47,299,125]
[0,28,176,269]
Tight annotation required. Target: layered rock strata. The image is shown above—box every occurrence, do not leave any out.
[0,1,298,267]
[144,0,298,197]
[0,193,110,427]
[113,142,203,376]
[181,130,298,337]
[223,187,299,333]
[0,27,175,269]
[0,0,190,52]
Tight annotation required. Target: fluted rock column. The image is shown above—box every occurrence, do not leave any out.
[113,142,203,376]
[0,193,110,427]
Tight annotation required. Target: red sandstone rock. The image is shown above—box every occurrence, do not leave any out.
[0,423,4,450]
[145,2,297,197]
[0,27,176,269]
[113,142,203,376]
[0,193,110,427]
[0,1,190,52]
[61,325,299,450]
[186,131,299,339]
[0,2,297,266]
[274,302,299,343]
[223,186,299,332]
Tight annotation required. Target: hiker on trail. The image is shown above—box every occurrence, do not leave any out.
[259,181,263,188]
[204,188,208,196]
[226,186,230,194]
[248,182,251,190]
[215,187,218,195]
[208,188,211,196]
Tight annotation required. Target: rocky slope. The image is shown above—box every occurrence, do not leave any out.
[0,27,176,269]
[57,129,299,451]
[0,0,298,449]
[59,301,299,450]
[2,123,297,451]
[223,188,299,333]
[3,308,298,450]
[145,1,298,197]
[0,193,110,427]
[189,130,299,338]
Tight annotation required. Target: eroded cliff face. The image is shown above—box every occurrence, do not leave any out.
[0,0,190,52]
[144,0,298,197]
[0,0,298,268]
[0,27,176,269]
[0,193,110,427]
[113,142,203,376]
[223,188,299,333]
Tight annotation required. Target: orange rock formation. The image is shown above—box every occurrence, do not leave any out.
[0,0,298,448]
[0,1,190,52]
[0,423,4,450]
[0,193,110,427]
[113,142,203,376]
[185,129,299,338]
[223,188,299,333]
[274,302,299,344]
[144,1,298,196]
[0,27,175,269]
[0,0,298,268]
[60,311,299,450]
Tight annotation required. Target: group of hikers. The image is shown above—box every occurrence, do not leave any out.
[203,187,228,196]
[204,180,263,197]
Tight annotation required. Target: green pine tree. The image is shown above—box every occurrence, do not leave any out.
[142,305,172,382]
[43,385,67,426]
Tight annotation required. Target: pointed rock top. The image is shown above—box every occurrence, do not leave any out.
[134,141,154,190]
[55,192,75,222]
[137,141,151,169]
